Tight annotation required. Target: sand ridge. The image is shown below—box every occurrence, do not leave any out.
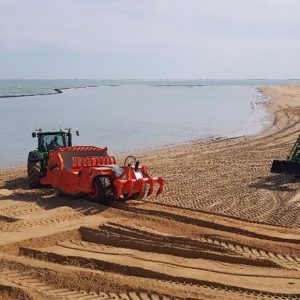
[0,85,300,299]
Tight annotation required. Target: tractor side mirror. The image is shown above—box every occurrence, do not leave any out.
[32,132,36,138]
[76,130,80,136]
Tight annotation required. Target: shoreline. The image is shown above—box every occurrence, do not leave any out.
[0,84,298,173]
[0,85,272,170]
[261,85,300,134]
[0,85,98,99]
[0,84,297,178]
[135,84,300,227]
[0,89,61,98]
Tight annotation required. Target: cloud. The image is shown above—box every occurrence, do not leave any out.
[0,0,300,78]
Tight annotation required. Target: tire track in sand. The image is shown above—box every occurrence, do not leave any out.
[0,269,180,300]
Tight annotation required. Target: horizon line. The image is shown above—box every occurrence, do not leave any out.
[1,78,300,81]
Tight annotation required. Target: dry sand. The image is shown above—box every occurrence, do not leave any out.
[0,85,300,300]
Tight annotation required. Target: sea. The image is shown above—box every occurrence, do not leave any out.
[0,79,300,169]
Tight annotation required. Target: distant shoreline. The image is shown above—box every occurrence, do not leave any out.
[0,88,62,99]
[2,79,300,99]
[0,85,98,99]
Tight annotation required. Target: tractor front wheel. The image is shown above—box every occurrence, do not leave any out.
[27,161,42,188]
[89,176,115,204]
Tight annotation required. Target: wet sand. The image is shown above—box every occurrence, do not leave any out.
[0,85,300,299]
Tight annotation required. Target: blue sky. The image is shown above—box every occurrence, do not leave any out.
[1,0,300,79]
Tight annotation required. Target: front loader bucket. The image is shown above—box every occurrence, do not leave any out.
[271,160,300,175]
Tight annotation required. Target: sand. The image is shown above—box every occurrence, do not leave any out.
[0,85,300,299]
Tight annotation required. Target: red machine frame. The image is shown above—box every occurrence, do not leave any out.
[41,145,164,202]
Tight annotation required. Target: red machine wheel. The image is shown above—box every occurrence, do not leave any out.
[88,176,114,204]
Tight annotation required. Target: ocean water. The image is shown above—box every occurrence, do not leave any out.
[0,79,298,168]
[1,79,300,98]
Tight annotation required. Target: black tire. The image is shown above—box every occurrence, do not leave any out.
[88,176,115,204]
[27,161,42,188]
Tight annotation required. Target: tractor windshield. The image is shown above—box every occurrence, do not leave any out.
[38,133,66,151]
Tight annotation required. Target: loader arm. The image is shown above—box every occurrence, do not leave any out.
[288,134,300,162]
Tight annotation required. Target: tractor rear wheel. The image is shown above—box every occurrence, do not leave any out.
[27,161,42,188]
[89,176,115,204]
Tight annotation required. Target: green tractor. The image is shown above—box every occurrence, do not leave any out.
[27,128,79,188]
[271,134,300,176]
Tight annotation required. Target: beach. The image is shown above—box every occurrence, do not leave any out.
[0,85,300,299]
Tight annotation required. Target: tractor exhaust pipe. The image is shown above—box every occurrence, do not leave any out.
[135,161,140,172]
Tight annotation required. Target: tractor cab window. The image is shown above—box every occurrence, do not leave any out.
[39,134,66,151]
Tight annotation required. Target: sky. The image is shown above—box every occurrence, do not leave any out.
[0,0,300,79]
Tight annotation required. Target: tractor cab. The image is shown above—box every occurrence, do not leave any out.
[28,128,79,188]
[32,129,79,152]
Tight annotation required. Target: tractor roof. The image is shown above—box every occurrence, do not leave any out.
[32,128,79,138]
[35,128,71,135]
